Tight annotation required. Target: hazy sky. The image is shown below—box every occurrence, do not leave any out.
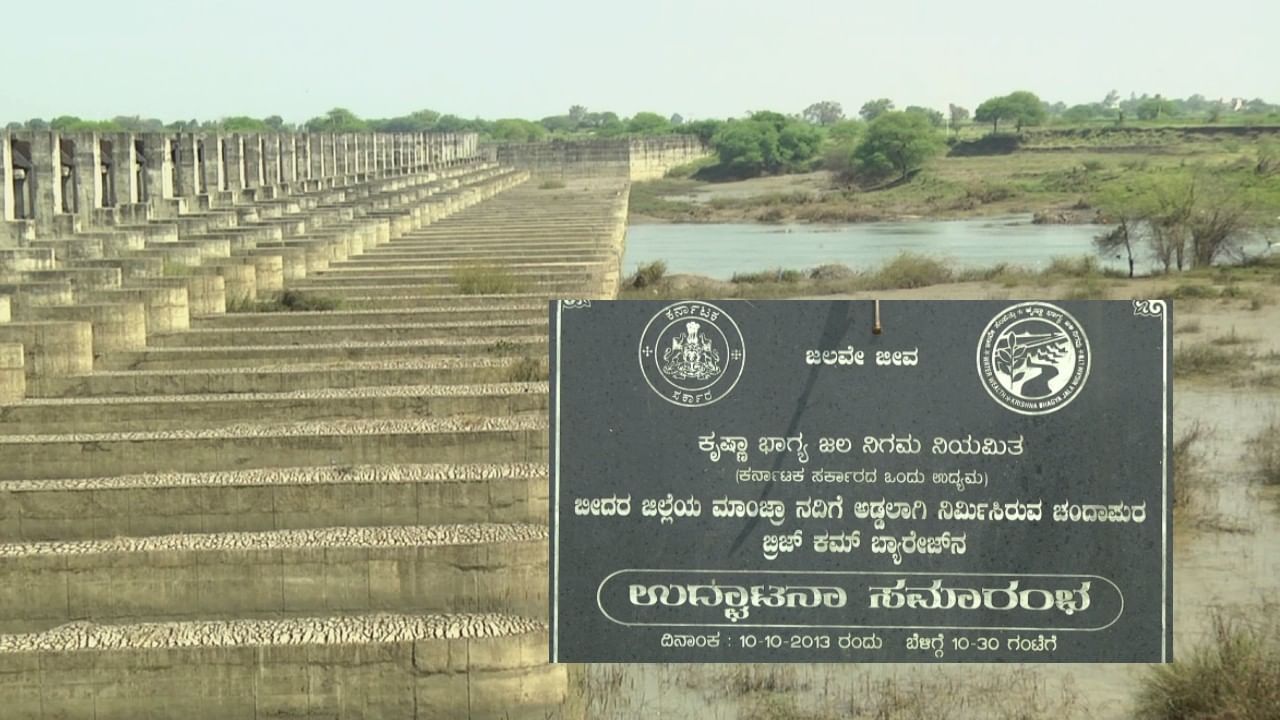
[2,0,1276,124]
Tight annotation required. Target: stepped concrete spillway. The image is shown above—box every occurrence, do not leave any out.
[0,128,627,718]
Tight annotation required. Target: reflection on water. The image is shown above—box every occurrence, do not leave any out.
[623,218,1272,281]
[572,387,1280,719]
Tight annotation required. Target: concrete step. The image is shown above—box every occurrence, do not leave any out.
[0,383,547,433]
[285,282,586,298]
[28,358,541,397]
[0,523,546,633]
[0,415,546,480]
[346,250,613,262]
[147,318,548,347]
[0,463,547,541]
[292,272,596,289]
[98,335,547,370]
[0,614,563,720]
[194,303,546,328]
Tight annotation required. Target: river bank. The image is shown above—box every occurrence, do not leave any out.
[629,138,1252,226]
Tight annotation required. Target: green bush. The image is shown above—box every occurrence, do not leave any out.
[866,252,953,289]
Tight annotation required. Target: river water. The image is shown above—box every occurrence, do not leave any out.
[622,217,1272,279]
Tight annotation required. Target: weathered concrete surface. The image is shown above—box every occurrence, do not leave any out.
[0,617,564,720]
[493,135,709,180]
[0,344,24,403]
[0,150,627,717]
[0,524,548,632]
[0,463,548,541]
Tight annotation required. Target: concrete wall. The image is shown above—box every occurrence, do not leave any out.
[0,628,567,720]
[0,537,546,633]
[492,135,709,180]
[1,130,481,244]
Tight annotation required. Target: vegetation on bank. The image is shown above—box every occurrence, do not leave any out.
[621,249,1280,299]
[1135,602,1280,720]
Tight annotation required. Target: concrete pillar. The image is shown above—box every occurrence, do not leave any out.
[223,134,245,192]
[137,134,170,202]
[168,132,195,200]
[70,133,99,227]
[1,131,11,223]
[280,136,297,185]
[322,134,337,181]
[309,134,324,180]
[198,134,221,194]
[29,132,61,236]
[263,135,281,187]
[244,135,265,188]
[106,133,138,206]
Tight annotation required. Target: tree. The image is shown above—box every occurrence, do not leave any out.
[827,119,865,146]
[904,106,944,129]
[802,101,844,126]
[711,120,780,176]
[539,115,577,134]
[1136,96,1175,121]
[568,105,588,124]
[850,111,944,181]
[669,113,684,126]
[859,98,894,122]
[627,112,671,135]
[306,108,367,132]
[974,91,1046,133]
[777,122,823,169]
[1102,90,1121,109]
[4,122,21,131]
[221,116,269,132]
[26,118,48,131]
[948,104,970,133]
[490,118,546,143]
[674,119,723,145]
[264,115,286,131]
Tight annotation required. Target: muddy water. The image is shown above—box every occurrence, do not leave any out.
[574,386,1280,719]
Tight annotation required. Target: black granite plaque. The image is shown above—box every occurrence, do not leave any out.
[549,299,1172,663]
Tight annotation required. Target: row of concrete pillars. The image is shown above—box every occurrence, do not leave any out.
[1,131,481,239]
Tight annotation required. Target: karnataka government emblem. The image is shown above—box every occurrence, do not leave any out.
[977,302,1091,415]
[639,301,745,407]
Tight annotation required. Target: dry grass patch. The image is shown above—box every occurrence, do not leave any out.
[452,264,524,295]
[1247,420,1280,486]
[504,356,546,383]
[1135,602,1280,720]
[1174,343,1254,378]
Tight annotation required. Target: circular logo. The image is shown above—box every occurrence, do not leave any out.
[639,301,745,408]
[977,302,1091,415]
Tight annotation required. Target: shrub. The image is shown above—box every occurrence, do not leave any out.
[630,260,667,289]
[1135,604,1280,720]
[505,356,546,383]
[537,178,566,189]
[731,268,803,284]
[1248,421,1280,485]
[1174,343,1254,376]
[452,264,523,295]
[867,252,953,289]
[1042,255,1102,278]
